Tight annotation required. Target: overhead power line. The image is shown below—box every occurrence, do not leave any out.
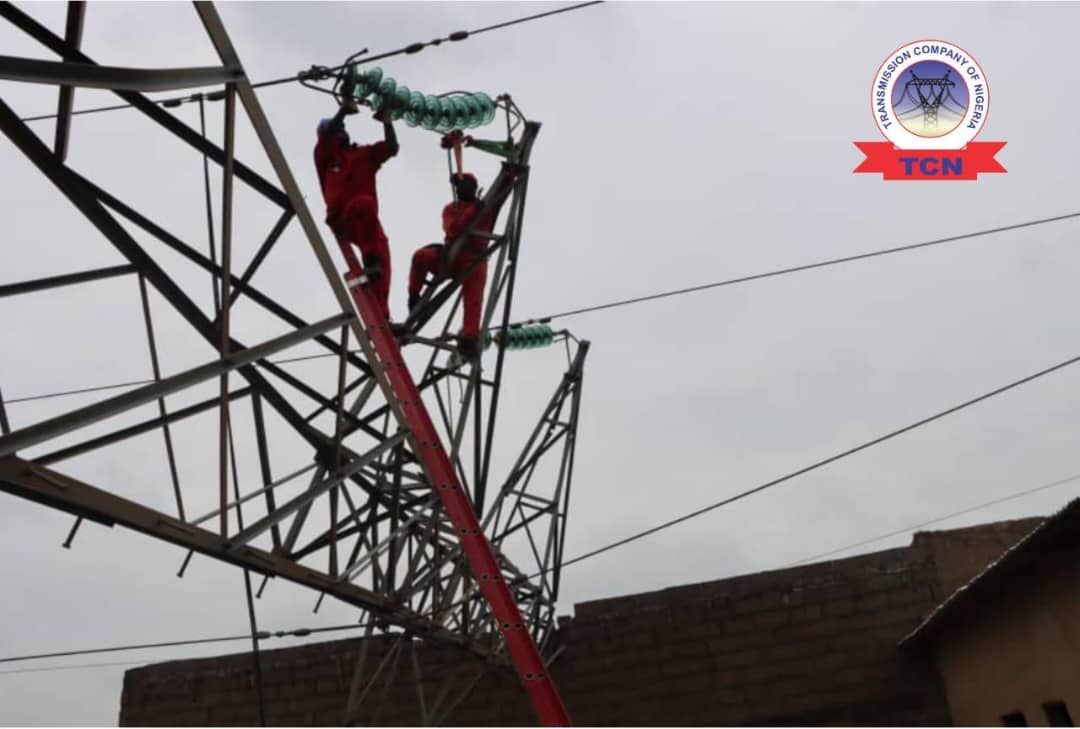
[3,350,364,405]
[5,378,159,405]
[0,622,372,666]
[251,0,605,90]
[468,1,603,37]
[18,1,605,123]
[0,659,143,677]
[5,208,1076,407]
[556,349,1080,571]
[784,471,1080,567]
[530,210,1080,323]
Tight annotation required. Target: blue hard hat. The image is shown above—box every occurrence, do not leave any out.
[317,118,334,136]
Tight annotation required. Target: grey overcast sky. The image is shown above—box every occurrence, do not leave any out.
[3,1,1080,725]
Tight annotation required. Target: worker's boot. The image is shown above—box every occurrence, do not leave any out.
[360,251,384,283]
[362,263,382,283]
[457,333,481,362]
[407,291,421,315]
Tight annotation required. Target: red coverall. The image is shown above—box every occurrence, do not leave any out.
[314,130,396,318]
[408,200,494,338]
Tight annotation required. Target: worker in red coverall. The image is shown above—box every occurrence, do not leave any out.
[314,98,399,321]
[408,172,494,360]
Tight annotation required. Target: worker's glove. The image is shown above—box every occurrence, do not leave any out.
[440,130,465,149]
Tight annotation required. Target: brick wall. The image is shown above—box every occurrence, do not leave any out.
[119,518,1041,726]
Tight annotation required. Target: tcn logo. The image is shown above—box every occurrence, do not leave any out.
[854,40,1006,181]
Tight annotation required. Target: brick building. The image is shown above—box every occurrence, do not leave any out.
[119,515,1049,726]
[903,499,1080,727]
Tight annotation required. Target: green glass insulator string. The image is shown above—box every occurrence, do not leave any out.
[484,325,556,351]
[344,65,497,132]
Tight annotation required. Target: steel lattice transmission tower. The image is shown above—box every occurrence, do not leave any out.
[899,70,956,130]
[0,2,587,724]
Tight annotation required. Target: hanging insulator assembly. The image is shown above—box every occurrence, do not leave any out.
[343,65,497,132]
[484,324,556,351]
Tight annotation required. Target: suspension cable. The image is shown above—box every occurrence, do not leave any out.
[17,2,605,123]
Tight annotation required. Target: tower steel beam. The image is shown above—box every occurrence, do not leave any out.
[250,393,283,551]
[290,490,433,562]
[0,387,10,436]
[52,0,84,161]
[68,170,372,377]
[192,2,361,323]
[0,2,290,208]
[137,274,187,520]
[227,432,408,550]
[477,165,531,518]
[34,387,252,466]
[229,208,294,306]
[0,314,349,458]
[0,53,240,92]
[0,454,476,649]
[0,264,134,298]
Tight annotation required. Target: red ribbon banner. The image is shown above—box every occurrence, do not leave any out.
[853,141,1007,180]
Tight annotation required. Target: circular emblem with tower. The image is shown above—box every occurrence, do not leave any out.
[856,39,1005,180]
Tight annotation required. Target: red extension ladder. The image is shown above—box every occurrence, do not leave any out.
[344,272,572,727]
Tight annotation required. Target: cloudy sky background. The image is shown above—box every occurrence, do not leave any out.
[2,1,1080,724]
